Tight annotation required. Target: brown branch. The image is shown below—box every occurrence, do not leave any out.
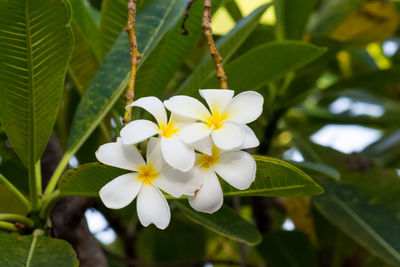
[181,0,197,35]
[202,0,228,89]
[123,0,141,124]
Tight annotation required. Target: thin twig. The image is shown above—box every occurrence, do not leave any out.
[202,0,228,89]
[181,0,197,35]
[123,0,141,124]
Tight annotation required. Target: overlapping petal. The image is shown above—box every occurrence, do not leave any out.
[192,136,213,155]
[224,91,263,124]
[154,167,201,198]
[199,89,234,114]
[164,95,211,121]
[179,122,212,144]
[146,137,165,171]
[188,168,223,214]
[241,125,260,149]
[128,96,168,125]
[161,135,195,172]
[213,151,256,190]
[211,121,244,150]
[99,173,142,209]
[137,184,171,229]
[121,119,159,145]
[96,138,145,171]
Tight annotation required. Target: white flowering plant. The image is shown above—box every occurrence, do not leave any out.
[4,0,398,266]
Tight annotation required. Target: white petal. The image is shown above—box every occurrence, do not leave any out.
[170,113,196,128]
[192,136,213,155]
[128,96,168,126]
[164,96,211,121]
[211,121,244,150]
[179,123,212,144]
[99,173,142,209]
[137,184,171,229]
[120,120,159,145]
[241,125,260,149]
[199,89,234,114]
[224,91,264,124]
[188,169,223,214]
[146,137,165,171]
[154,167,202,198]
[213,151,256,190]
[96,138,145,171]
[161,136,195,172]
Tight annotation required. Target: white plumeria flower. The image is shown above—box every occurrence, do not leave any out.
[96,137,202,229]
[120,96,196,172]
[164,89,263,151]
[188,145,256,214]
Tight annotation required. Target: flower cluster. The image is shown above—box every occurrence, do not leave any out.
[96,89,263,229]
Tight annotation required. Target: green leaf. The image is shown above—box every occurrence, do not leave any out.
[308,0,364,34]
[98,0,128,57]
[289,161,341,180]
[70,0,101,59]
[224,1,243,22]
[67,0,186,158]
[0,0,73,167]
[313,179,400,266]
[68,0,101,92]
[68,22,100,93]
[202,41,327,93]
[0,231,78,267]
[58,163,128,197]
[98,0,150,56]
[58,156,324,198]
[174,201,262,245]
[0,184,28,215]
[326,65,400,99]
[178,4,271,95]
[257,231,317,267]
[222,156,324,197]
[275,0,318,40]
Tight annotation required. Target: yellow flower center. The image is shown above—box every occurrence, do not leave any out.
[197,147,219,169]
[205,112,227,130]
[159,120,179,138]
[137,163,158,185]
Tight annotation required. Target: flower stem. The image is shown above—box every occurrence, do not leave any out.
[35,160,42,196]
[202,0,228,89]
[0,214,35,228]
[43,151,71,197]
[0,221,18,232]
[0,172,31,212]
[123,0,141,124]
[40,190,61,219]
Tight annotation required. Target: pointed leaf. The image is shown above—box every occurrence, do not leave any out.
[202,41,327,93]
[175,201,262,245]
[313,179,400,266]
[289,160,341,180]
[222,156,324,197]
[58,156,324,198]
[0,0,73,167]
